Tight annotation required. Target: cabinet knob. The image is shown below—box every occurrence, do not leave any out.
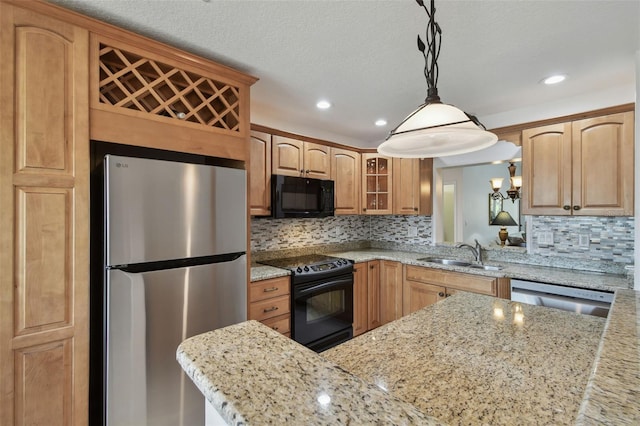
[438,292,445,297]
[370,265,375,270]
[563,205,571,210]
[573,205,581,211]
[414,207,418,211]
[305,169,310,174]
[363,208,367,212]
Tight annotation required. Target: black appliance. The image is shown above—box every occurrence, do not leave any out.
[259,254,353,352]
[271,174,334,218]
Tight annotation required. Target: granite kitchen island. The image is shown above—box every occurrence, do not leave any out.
[177,290,640,425]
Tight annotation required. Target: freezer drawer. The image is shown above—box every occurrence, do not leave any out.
[105,256,246,426]
[105,154,246,266]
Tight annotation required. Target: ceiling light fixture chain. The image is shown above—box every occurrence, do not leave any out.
[416,0,441,103]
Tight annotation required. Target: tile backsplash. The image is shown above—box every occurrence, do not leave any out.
[251,214,634,265]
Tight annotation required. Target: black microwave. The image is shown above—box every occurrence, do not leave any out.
[272,175,334,218]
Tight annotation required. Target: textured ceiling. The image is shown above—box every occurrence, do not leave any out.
[52,0,639,148]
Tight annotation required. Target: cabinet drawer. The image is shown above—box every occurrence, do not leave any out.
[405,265,496,296]
[261,314,290,335]
[249,295,290,322]
[249,276,290,303]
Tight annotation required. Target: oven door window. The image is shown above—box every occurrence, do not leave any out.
[306,288,346,323]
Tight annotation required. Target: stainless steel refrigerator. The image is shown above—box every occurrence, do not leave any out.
[100,153,247,426]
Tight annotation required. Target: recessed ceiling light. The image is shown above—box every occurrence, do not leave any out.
[316,100,331,110]
[542,74,566,85]
[375,119,387,127]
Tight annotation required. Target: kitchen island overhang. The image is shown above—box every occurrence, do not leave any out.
[177,290,640,425]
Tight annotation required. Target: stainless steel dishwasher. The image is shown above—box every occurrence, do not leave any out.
[510,279,613,318]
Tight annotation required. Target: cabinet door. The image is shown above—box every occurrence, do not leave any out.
[362,154,393,214]
[572,112,634,216]
[352,263,368,337]
[272,136,304,176]
[249,131,271,216]
[304,142,331,179]
[392,158,433,215]
[366,260,381,330]
[380,261,403,325]
[331,147,361,215]
[0,5,89,425]
[402,280,445,316]
[521,123,572,215]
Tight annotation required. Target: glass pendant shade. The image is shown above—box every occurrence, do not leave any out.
[511,175,522,189]
[490,177,504,192]
[378,103,498,158]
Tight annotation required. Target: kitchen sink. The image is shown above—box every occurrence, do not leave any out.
[417,257,472,267]
[417,257,503,271]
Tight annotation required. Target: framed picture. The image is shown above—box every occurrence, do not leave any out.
[488,194,503,224]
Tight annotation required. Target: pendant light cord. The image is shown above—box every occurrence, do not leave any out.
[416,0,442,103]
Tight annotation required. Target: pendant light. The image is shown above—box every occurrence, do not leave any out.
[378,0,498,158]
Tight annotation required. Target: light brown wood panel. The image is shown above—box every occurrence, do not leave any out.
[404,265,497,296]
[15,188,71,334]
[366,260,381,330]
[331,147,361,215]
[380,261,403,325]
[521,123,572,215]
[572,112,634,216]
[352,263,368,337]
[261,314,290,335]
[249,130,271,216]
[249,276,289,303]
[15,27,70,173]
[402,279,444,316]
[249,295,290,322]
[1,5,89,425]
[272,136,304,176]
[303,142,331,179]
[14,339,72,426]
[393,158,434,216]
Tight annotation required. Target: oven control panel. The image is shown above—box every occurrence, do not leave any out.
[294,258,352,276]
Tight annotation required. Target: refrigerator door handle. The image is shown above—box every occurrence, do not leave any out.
[116,251,245,273]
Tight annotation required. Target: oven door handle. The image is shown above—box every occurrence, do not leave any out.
[296,278,352,296]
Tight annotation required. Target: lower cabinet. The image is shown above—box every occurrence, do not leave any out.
[380,260,403,325]
[403,265,507,315]
[249,276,291,336]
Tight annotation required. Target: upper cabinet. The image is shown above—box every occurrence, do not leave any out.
[522,111,634,216]
[331,147,361,215]
[393,158,433,215]
[90,34,257,161]
[272,136,331,179]
[250,130,272,216]
[362,154,393,214]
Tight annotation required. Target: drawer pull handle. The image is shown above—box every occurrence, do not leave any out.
[438,292,444,297]
[272,326,279,331]
[263,306,279,313]
[263,287,279,292]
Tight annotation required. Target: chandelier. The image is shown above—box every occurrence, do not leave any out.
[378,0,497,158]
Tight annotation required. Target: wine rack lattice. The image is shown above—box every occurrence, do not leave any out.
[98,44,240,131]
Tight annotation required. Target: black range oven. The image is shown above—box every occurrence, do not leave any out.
[259,255,354,352]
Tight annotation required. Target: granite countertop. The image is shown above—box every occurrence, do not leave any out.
[251,248,630,292]
[178,289,640,425]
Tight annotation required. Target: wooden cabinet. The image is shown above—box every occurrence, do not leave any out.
[90,34,256,161]
[392,158,433,215]
[366,260,382,330]
[331,147,361,215]
[249,276,291,336]
[402,265,505,316]
[362,154,393,214]
[352,263,368,337]
[249,130,272,216]
[272,136,331,179]
[380,261,403,325]
[522,111,634,216]
[0,4,89,424]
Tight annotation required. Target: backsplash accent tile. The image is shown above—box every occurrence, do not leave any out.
[529,216,634,264]
[250,215,369,252]
[368,215,432,247]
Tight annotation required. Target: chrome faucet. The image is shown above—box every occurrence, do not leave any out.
[456,239,483,264]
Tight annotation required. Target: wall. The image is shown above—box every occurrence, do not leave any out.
[251,214,634,267]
